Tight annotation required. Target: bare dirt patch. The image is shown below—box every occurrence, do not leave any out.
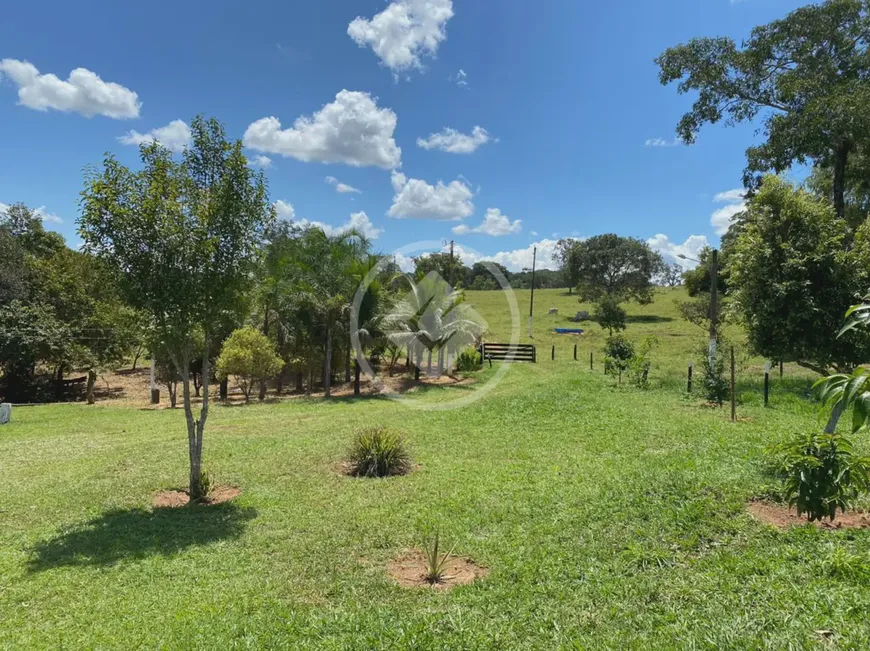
[387,549,488,590]
[153,485,241,508]
[747,501,870,530]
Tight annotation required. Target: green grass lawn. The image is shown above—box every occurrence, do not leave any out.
[2,290,870,649]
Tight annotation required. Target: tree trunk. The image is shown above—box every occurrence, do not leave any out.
[55,364,64,401]
[86,369,97,405]
[219,378,228,401]
[437,349,444,376]
[179,343,210,503]
[307,352,313,396]
[132,344,142,370]
[832,141,852,221]
[296,371,303,393]
[345,339,351,384]
[258,380,267,401]
[354,360,361,396]
[324,323,333,397]
[427,350,432,376]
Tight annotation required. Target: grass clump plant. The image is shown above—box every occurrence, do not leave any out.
[422,530,457,584]
[347,426,412,477]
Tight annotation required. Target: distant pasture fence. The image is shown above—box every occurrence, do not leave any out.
[478,343,537,364]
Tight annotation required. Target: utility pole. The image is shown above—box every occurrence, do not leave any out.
[529,246,537,338]
[709,248,718,359]
[449,240,455,288]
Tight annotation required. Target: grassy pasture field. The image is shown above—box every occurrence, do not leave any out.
[3,289,870,649]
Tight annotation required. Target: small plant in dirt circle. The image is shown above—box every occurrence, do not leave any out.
[422,531,457,584]
[768,432,870,522]
[347,426,412,477]
[604,335,634,385]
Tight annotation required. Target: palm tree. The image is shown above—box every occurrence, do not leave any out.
[382,272,484,380]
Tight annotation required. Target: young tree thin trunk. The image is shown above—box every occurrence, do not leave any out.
[179,342,211,502]
[132,344,142,370]
[345,338,351,384]
[258,379,267,401]
[296,370,303,393]
[324,323,333,397]
[307,350,313,396]
[354,359,361,396]
[427,350,432,376]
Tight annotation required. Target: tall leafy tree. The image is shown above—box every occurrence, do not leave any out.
[554,238,583,294]
[80,116,272,500]
[570,234,665,304]
[656,0,870,219]
[728,175,870,375]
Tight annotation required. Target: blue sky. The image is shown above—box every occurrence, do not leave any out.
[0,0,808,272]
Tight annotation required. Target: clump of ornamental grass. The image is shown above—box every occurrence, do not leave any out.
[347,426,412,477]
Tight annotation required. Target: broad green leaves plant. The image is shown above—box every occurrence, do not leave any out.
[769,432,870,521]
[815,293,870,433]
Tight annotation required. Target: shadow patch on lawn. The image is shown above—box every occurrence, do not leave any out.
[624,314,674,324]
[27,503,256,571]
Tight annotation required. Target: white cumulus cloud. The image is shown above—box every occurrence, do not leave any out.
[417,126,494,154]
[450,239,560,272]
[243,90,401,169]
[647,233,709,269]
[118,119,191,153]
[325,176,361,194]
[299,211,383,240]
[452,208,520,236]
[388,171,474,221]
[273,200,295,220]
[348,0,454,76]
[0,58,140,119]
[248,155,272,169]
[711,188,746,235]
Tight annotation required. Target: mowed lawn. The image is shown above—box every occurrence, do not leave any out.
[3,290,870,649]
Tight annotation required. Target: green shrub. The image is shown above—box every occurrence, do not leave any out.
[347,426,412,477]
[627,335,658,389]
[695,341,729,405]
[216,327,283,402]
[604,335,634,384]
[768,432,870,521]
[455,347,481,373]
[595,295,627,336]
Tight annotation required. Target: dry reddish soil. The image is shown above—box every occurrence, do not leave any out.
[89,366,470,409]
[387,549,489,590]
[747,501,870,530]
[153,486,241,508]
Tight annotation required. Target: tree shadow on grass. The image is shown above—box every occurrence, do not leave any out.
[625,314,674,324]
[27,503,257,572]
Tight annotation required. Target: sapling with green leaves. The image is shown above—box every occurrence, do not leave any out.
[80,116,272,501]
